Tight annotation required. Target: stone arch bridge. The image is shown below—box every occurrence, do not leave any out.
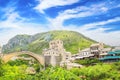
[2,51,44,65]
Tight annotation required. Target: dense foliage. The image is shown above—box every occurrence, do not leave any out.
[2,30,95,54]
[74,58,101,66]
[0,58,120,80]
[71,63,120,80]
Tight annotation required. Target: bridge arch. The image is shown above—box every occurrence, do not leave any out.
[2,51,44,65]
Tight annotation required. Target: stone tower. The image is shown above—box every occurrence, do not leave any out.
[90,43,104,58]
[43,40,71,67]
[49,40,65,51]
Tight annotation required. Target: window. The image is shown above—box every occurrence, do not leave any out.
[66,55,69,57]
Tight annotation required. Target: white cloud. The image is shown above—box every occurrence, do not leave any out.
[0,7,49,45]
[47,3,110,29]
[0,13,23,29]
[0,7,26,29]
[0,23,49,46]
[67,17,120,46]
[46,3,120,46]
[79,28,120,46]
[54,24,120,46]
[1,1,120,47]
[47,1,120,30]
[35,0,79,13]
[80,17,120,30]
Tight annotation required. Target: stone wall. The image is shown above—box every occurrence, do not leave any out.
[44,56,51,67]
[43,40,71,67]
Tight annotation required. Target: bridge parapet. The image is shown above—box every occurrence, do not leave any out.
[2,51,45,65]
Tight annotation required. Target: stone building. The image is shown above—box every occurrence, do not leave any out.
[113,46,120,51]
[99,48,112,58]
[100,50,120,62]
[72,43,112,60]
[43,40,71,67]
[71,48,94,60]
[90,43,112,58]
[60,60,83,69]
[78,48,94,59]
[90,43,104,58]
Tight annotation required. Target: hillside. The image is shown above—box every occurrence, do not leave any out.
[2,30,96,54]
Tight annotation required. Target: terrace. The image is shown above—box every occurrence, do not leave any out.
[100,50,120,61]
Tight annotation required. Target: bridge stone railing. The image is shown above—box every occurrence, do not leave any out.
[2,51,45,65]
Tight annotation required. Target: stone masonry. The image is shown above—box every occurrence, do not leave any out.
[43,40,71,67]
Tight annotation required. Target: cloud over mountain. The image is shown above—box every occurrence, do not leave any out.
[0,0,120,46]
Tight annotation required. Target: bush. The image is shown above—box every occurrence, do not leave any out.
[0,59,5,77]
[74,58,100,66]
[71,64,120,80]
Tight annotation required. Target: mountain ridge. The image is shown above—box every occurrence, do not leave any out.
[2,30,96,54]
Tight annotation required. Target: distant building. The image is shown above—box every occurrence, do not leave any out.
[113,46,120,51]
[100,50,120,62]
[72,48,94,60]
[100,48,112,58]
[43,40,71,67]
[60,60,83,69]
[72,43,112,60]
[90,43,104,58]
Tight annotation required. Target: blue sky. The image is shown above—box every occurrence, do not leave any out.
[0,0,120,46]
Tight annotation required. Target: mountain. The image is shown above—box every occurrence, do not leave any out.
[2,30,96,54]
